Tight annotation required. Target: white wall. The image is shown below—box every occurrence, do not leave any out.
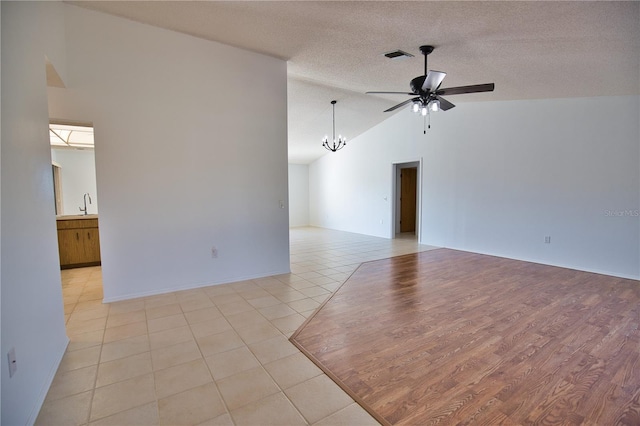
[288,164,309,227]
[51,148,98,215]
[310,96,640,279]
[1,2,69,424]
[47,4,290,302]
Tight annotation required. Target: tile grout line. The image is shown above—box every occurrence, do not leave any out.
[49,229,431,425]
[182,292,236,425]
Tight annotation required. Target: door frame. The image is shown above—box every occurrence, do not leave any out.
[52,162,63,215]
[391,158,423,242]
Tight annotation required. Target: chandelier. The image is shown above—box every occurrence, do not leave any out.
[322,100,346,152]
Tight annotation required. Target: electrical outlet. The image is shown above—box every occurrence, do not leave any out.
[544,236,551,244]
[7,347,17,378]
[211,246,218,258]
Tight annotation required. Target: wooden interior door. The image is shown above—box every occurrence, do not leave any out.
[400,167,417,233]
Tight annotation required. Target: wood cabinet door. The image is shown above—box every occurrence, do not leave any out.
[83,228,101,263]
[57,222,101,267]
[57,229,86,266]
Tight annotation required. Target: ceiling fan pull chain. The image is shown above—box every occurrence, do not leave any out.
[424,109,430,133]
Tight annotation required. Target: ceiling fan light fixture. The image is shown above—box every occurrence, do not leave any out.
[366,45,495,123]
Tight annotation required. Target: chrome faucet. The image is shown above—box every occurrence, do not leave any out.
[79,193,92,215]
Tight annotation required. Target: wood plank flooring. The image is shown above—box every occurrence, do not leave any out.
[290,249,640,425]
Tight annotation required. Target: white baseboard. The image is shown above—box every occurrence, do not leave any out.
[102,268,292,303]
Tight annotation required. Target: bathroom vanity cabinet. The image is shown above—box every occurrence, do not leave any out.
[56,215,101,269]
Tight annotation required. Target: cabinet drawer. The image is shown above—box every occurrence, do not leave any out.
[57,219,98,230]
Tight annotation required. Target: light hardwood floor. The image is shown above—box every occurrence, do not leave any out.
[291,249,640,425]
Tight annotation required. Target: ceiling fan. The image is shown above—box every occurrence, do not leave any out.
[367,45,495,114]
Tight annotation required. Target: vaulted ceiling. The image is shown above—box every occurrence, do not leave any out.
[70,1,640,164]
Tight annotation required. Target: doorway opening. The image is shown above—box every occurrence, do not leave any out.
[50,122,104,323]
[393,160,421,241]
[49,122,102,267]
[46,60,105,328]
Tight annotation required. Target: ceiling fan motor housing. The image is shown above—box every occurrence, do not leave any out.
[419,45,435,55]
[410,76,429,96]
[411,46,435,97]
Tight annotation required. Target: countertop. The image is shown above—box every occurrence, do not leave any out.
[56,214,98,221]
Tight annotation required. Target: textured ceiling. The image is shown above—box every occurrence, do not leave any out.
[70,1,640,164]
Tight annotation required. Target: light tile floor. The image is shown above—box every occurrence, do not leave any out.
[37,227,436,425]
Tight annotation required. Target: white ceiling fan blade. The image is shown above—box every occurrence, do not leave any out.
[422,71,446,92]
